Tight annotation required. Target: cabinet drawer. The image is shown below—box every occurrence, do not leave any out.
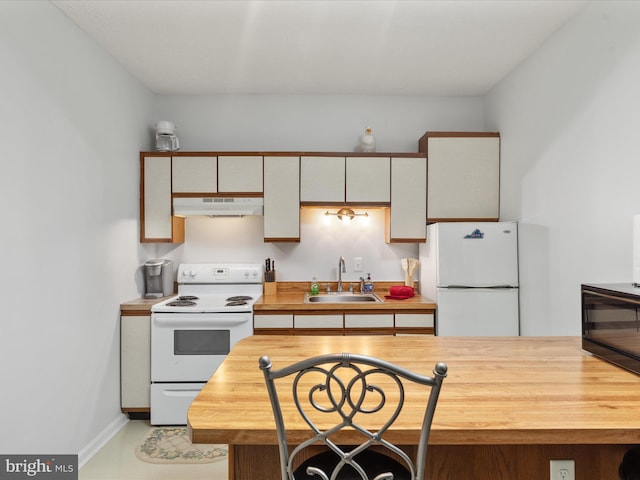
[254,314,293,329]
[344,314,394,328]
[395,313,434,328]
[295,314,343,329]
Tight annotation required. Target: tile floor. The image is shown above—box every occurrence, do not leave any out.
[79,420,228,480]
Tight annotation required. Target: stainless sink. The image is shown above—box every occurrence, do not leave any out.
[304,293,383,303]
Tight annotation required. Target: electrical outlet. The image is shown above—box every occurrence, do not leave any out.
[353,257,363,272]
[550,460,575,480]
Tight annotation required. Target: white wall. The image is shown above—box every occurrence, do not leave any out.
[154,94,484,152]
[485,1,640,335]
[0,1,154,460]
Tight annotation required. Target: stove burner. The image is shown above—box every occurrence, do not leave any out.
[177,295,199,301]
[226,295,253,302]
[167,299,197,307]
[226,301,248,307]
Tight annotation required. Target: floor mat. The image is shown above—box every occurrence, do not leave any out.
[135,427,227,464]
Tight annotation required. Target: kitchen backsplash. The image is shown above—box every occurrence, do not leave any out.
[155,207,419,282]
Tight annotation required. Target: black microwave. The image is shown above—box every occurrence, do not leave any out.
[582,283,640,375]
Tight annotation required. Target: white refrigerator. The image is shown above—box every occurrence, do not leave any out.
[419,222,519,336]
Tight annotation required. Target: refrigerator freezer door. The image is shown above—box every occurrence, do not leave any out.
[435,222,518,287]
[436,287,519,336]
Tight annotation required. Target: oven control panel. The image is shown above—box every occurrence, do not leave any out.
[177,263,262,284]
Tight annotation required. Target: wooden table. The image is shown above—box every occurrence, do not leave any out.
[188,335,640,479]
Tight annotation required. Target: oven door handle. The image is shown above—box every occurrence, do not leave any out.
[162,387,204,397]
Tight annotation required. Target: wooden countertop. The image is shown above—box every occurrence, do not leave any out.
[253,293,436,312]
[120,295,173,313]
[254,281,436,312]
[120,283,435,314]
[188,335,640,446]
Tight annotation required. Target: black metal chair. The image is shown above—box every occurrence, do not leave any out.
[259,353,447,480]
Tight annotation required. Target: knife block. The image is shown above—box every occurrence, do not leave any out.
[264,279,277,296]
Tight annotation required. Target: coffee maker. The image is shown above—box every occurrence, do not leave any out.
[155,120,180,152]
[144,259,174,298]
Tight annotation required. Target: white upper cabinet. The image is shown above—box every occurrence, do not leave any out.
[424,133,500,221]
[218,155,263,193]
[346,156,390,203]
[143,155,172,239]
[172,156,217,193]
[264,156,300,241]
[141,155,184,243]
[301,156,391,204]
[300,156,345,203]
[140,131,498,244]
[386,156,427,243]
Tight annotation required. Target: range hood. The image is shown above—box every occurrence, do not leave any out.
[173,197,263,216]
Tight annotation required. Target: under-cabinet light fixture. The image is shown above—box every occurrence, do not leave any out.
[324,208,368,225]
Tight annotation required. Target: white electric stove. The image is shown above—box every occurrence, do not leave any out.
[150,263,262,425]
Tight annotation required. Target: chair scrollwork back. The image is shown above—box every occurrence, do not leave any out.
[259,353,447,480]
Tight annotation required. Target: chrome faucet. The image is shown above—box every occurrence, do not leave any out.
[337,256,346,292]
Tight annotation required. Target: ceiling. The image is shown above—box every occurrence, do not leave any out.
[51,0,587,96]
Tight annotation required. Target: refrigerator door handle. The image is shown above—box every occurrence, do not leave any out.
[444,285,517,289]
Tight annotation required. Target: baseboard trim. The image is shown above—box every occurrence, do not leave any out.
[78,414,129,469]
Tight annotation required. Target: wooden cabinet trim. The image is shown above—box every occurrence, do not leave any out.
[253,328,296,335]
[142,151,425,158]
[418,131,500,153]
[427,217,498,223]
[395,327,435,335]
[293,328,345,336]
[264,237,301,243]
[344,328,395,336]
[171,192,264,198]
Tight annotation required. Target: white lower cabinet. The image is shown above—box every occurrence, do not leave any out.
[121,315,150,410]
[253,311,435,336]
[394,313,434,328]
[254,314,294,329]
[295,314,343,329]
[345,314,394,328]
